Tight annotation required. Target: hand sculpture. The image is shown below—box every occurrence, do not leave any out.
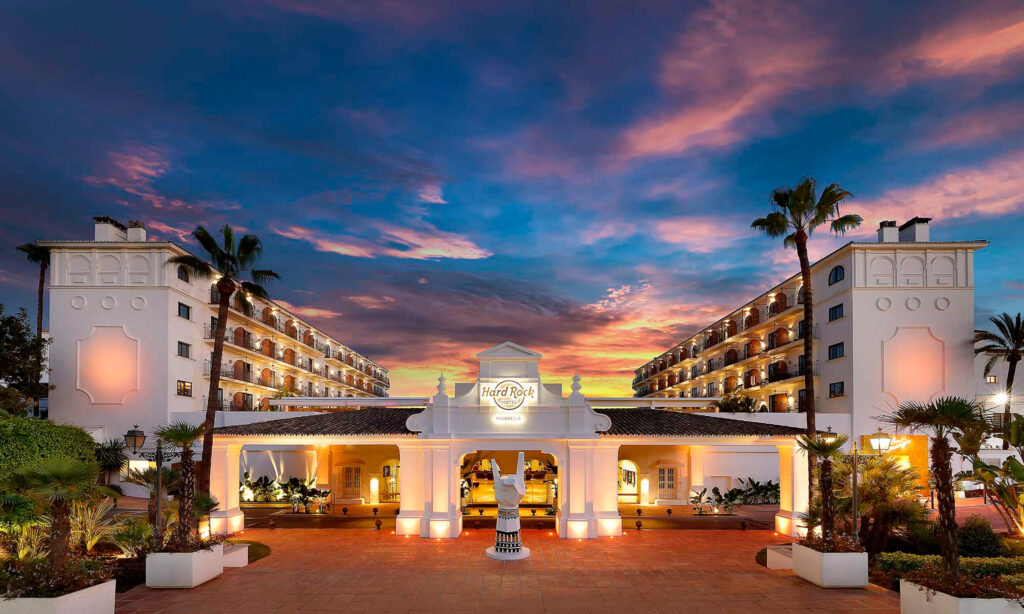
[486,451,529,558]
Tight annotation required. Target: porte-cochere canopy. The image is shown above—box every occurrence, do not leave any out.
[206,342,811,540]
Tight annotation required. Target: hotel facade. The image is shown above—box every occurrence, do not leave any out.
[42,217,390,492]
[632,217,991,484]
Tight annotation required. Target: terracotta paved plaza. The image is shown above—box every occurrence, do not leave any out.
[116,528,899,613]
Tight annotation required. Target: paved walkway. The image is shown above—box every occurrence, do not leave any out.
[116,529,898,613]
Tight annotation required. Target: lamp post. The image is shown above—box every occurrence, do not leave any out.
[869,427,892,455]
[851,440,859,542]
[124,425,180,546]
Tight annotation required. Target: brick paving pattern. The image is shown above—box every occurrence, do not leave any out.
[116,528,899,613]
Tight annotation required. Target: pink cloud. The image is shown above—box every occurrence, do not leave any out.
[652,216,749,252]
[854,153,1024,229]
[84,145,238,212]
[918,103,1024,149]
[580,220,637,245]
[885,13,1024,84]
[147,220,194,242]
[275,219,492,261]
[348,295,397,310]
[620,0,830,160]
[417,183,447,204]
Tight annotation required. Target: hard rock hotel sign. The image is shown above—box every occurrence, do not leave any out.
[480,379,537,423]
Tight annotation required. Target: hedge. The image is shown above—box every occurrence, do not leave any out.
[877,552,1024,578]
[0,417,97,480]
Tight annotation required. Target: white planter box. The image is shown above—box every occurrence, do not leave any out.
[0,579,115,614]
[792,543,868,588]
[222,543,249,568]
[900,580,1022,614]
[145,544,224,588]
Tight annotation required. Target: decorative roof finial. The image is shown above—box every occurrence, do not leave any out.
[437,373,447,395]
[571,372,581,394]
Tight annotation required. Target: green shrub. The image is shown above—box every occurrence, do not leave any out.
[958,515,1002,558]
[1003,538,1024,558]
[1004,572,1024,588]
[0,417,96,481]
[876,552,1024,578]
[904,520,941,554]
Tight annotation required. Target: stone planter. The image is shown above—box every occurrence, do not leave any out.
[222,543,250,568]
[0,578,115,614]
[900,580,1022,614]
[791,543,868,588]
[145,544,224,588]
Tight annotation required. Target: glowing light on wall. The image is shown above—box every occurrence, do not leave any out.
[640,478,650,505]
[369,478,380,504]
[396,517,420,536]
[429,519,451,538]
[598,518,622,536]
[567,520,589,539]
[76,326,139,404]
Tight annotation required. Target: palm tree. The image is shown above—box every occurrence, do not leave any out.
[124,466,180,528]
[880,396,990,580]
[94,438,128,486]
[169,225,279,495]
[975,313,1024,450]
[16,242,50,416]
[752,178,861,502]
[6,458,115,575]
[797,431,848,544]
[834,455,924,555]
[15,243,49,340]
[154,421,204,549]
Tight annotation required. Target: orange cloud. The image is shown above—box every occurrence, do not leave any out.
[652,216,750,252]
[274,299,343,319]
[918,103,1024,149]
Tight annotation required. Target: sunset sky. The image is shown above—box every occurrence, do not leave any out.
[1,1,1023,397]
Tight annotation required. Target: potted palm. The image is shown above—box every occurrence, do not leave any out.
[144,422,225,589]
[882,397,1023,612]
[792,431,868,588]
[1,458,117,613]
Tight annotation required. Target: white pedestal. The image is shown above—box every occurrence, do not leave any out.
[0,579,115,614]
[485,546,531,561]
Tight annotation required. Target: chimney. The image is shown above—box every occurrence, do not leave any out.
[877,220,898,242]
[127,220,147,242]
[898,217,931,242]
[93,216,127,241]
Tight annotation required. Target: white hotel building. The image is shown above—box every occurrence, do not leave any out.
[42,217,389,490]
[633,217,991,487]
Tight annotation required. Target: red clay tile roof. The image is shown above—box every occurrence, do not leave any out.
[213,407,806,438]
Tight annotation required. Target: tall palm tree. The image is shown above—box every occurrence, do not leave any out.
[15,242,50,340]
[975,313,1024,450]
[797,431,848,544]
[752,177,861,503]
[94,438,128,486]
[6,458,115,575]
[169,225,279,495]
[16,242,50,416]
[154,421,204,549]
[880,396,990,580]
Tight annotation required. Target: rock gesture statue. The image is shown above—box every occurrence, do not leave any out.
[485,451,531,560]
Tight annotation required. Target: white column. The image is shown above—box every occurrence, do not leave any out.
[558,441,618,539]
[422,443,461,538]
[209,442,244,535]
[395,443,424,537]
[775,443,809,536]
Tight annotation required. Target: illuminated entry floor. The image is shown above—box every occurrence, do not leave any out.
[116,528,899,613]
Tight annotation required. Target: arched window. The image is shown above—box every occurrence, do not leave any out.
[828,265,845,286]
[177,265,190,283]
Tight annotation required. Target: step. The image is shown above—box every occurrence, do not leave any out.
[766,544,793,570]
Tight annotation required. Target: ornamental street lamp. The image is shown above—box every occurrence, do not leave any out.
[822,426,838,444]
[123,426,180,546]
[869,427,892,454]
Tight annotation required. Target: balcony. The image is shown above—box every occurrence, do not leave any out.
[766,359,819,383]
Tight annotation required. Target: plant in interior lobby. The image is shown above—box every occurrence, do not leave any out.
[880,397,994,591]
[974,312,1024,451]
[169,225,279,497]
[154,421,204,550]
[751,178,861,505]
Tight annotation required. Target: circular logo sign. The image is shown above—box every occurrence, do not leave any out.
[488,380,529,410]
